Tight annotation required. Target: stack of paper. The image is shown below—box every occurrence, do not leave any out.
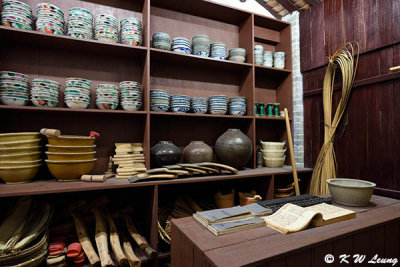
[112,143,146,179]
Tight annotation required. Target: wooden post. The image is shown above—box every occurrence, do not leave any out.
[284,108,300,196]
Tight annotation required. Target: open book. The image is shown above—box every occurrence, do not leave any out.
[264,203,356,234]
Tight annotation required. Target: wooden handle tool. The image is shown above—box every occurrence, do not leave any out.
[104,212,129,267]
[40,128,61,136]
[121,233,141,267]
[197,162,238,174]
[91,207,113,267]
[69,211,100,266]
[121,215,147,249]
[390,66,400,71]
[284,108,300,196]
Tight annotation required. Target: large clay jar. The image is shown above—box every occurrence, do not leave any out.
[150,141,181,167]
[215,129,253,169]
[183,141,213,163]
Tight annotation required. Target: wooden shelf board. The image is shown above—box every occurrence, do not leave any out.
[255,116,287,121]
[150,0,251,25]
[150,48,252,72]
[255,65,291,75]
[0,166,313,198]
[0,105,148,116]
[150,111,253,119]
[0,26,148,57]
[253,14,290,31]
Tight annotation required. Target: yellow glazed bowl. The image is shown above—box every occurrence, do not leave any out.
[46,151,96,161]
[46,144,96,152]
[0,146,41,155]
[0,159,42,167]
[0,152,41,162]
[263,157,285,168]
[0,164,41,184]
[46,158,96,181]
[47,135,96,146]
[0,132,40,143]
[0,139,41,149]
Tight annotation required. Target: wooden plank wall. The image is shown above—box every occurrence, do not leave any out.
[300,0,400,196]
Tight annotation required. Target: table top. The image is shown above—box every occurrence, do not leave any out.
[172,195,400,266]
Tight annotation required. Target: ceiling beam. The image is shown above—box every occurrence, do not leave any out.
[307,0,322,6]
[255,0,282,19]
[275,0,299,13]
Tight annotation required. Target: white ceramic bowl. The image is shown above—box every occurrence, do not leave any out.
[327,178,376,206]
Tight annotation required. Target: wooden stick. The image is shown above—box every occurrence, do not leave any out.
[390,66,400,71]
[91,207,114,267]
[121,233,141,267]
[284,108,300,196]
[104,212,129,267]
[121,215,147,249]
[69,212,100,266]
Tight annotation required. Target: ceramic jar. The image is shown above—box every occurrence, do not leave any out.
[183,141,213,163]
[150,141,181,167]
[215,129,253,169]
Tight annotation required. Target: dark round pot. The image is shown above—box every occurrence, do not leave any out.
[215,129,253,169]
[183,141,213,163]
[150,141,181,167]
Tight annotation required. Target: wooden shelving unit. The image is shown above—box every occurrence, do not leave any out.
[0,0,301,265]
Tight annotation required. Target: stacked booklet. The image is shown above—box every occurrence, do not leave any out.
[193,202,356,236]
[193,204,272,236]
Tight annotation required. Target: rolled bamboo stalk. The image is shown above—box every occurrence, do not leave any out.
[91,207,114,267]
[104,212,129,267]
[121,215,147,249]
[121,233,141,267]
[70,212,100,266]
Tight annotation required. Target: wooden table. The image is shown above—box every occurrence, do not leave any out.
[171,195,400,267]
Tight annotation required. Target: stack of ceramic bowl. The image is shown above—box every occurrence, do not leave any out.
[120,17,142,46]
[228,48,246,63]
[210,42,227,60]
[191,97,208,114]
[263,51,273,67]
[64,77,92,109]
[67,7,93,39]
[170,94,190,113]
[192,35,210,57]
[45,135,96,181]
[96,84,118,110]
[209,95,227,115]
[254,45,264,65]
[152,32,171,50]
[1,0,33,30]
[171,37,191,54]
[0,71,29,106]
[36,3,64,35]
[229,97,246,116]
[150,89,169,112]
[95,14,118,43]
[274,52,285,69]
[120,81,142,111]
[261,141,286,168]
[0,132,41,184]
[31,78,60,107]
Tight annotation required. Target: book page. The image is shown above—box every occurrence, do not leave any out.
[263,203,321,234]
[305,203,355,221]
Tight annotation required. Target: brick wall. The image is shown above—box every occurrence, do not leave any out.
[283,12,304,167]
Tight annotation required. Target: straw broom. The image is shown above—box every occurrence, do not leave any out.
[310,42,359,195]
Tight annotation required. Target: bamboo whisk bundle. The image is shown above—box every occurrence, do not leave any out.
[310,42,359,195]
